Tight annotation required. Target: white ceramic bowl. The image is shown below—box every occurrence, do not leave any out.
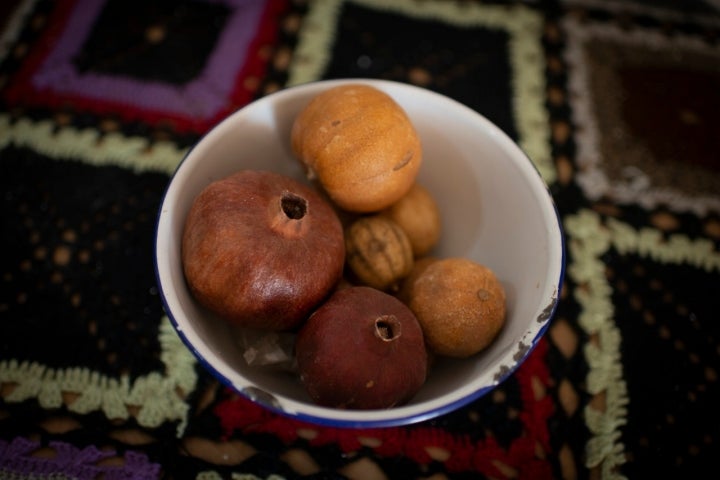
[155,79,565,428]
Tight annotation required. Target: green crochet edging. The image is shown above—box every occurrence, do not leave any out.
[286,0,554,184]
[0,114,187,175]
[197,473,287,480]
[0,317,197,436]
[565,209,720,479]
[0,110,194,437]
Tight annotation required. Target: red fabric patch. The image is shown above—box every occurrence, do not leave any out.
[213,338,554,477]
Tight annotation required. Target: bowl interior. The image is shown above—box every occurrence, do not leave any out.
[155,79,564,427]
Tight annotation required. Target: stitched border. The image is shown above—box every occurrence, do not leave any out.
[0,111,194,435]
[0,114,187,174]
[287,0,555,184]
[564,209,720,478]
[0,317,197,436]
[0,437,161,480]
[29,0,265,119]
[1,0,288,134]
[196,473,287,480]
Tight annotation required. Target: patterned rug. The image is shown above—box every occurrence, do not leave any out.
[1,0,719,478]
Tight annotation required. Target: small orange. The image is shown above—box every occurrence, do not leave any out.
[406,257,506,358]
[291,84,422,213]
[382,183,441,257]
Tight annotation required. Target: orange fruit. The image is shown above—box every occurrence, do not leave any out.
[406,257,506,358]
[291,84,422,213]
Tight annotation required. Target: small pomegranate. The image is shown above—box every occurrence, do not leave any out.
[181,170,345,331]
[295,286,427,409]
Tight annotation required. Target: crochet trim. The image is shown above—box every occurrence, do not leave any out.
[565,209,720,478]
[565,209,629,479]
[197,473,287,480]
[0,437,161,480]
[0,317,197,436]
[287,0,554,184]
[0,114,186,175]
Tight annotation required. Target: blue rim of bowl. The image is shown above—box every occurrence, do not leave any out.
[153,78,567,429]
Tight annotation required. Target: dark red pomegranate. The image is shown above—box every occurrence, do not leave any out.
[295,286,427,409]
[181,170,345,331]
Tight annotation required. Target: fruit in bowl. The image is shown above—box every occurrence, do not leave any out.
[180,84,511,409]
[181,170,345,331]
[154,79,564,427]
[291,84,422,213]
[295,286,427,410]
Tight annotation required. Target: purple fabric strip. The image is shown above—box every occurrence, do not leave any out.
[31,0,266,119]
[0,437,161,480]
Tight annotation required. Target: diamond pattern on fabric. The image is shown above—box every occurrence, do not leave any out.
[2,0,288,133]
